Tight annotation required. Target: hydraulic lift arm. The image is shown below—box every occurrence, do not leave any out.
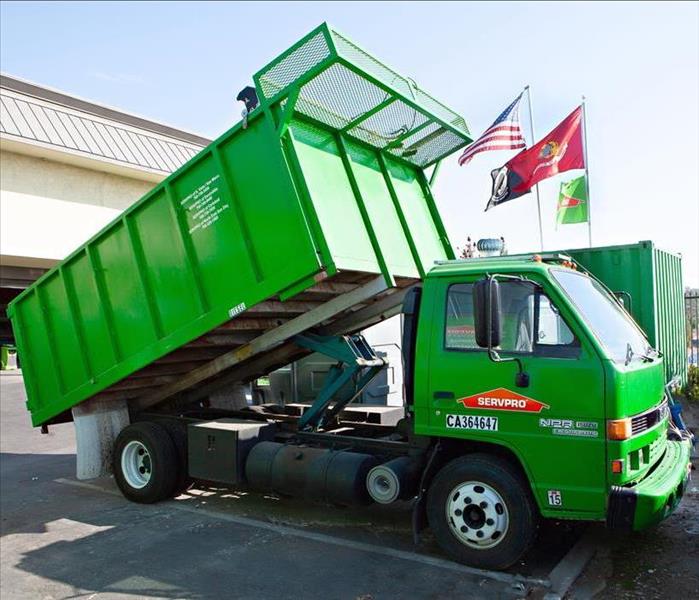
[293,333,387,431]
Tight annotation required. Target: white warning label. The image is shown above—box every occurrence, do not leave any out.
[181,174,230,235]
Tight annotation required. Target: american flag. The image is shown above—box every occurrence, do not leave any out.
[458,92,526,166]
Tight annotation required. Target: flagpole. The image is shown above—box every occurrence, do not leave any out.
[524,85,544,250]
[581,95,592,247]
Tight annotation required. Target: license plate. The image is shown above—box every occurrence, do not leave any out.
[446,414,499,431]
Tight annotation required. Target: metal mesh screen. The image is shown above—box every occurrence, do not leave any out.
[258,31,331,100]
[347,99,429,148]
[294,63,387,129]
[413,89,469,134]
[388,128,465,167]
[332,30,469,136]
[394,122,441,150]
[330,32,414,100]
[255,25,471,167]
[289,62,458,167]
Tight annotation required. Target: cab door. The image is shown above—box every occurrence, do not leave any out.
[421,275,607,518]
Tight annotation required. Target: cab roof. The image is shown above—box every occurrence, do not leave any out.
[427,253,579,278]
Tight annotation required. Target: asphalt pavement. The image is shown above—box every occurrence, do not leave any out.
[1,372,582,599]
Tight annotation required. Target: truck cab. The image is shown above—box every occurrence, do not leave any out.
[405,253,691,567]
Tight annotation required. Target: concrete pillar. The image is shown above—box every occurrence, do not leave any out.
[71,398,130,480]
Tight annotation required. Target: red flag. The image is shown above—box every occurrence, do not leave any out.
[487,106,584,210]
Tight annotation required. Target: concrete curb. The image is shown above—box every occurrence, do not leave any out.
[543,526,601,600]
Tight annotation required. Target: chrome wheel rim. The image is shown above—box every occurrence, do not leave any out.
[446,481,509,549]
[121,440,152,489]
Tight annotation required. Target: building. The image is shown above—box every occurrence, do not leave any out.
[0,73,210,344]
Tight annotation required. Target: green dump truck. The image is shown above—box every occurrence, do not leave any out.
[8,24,692,571]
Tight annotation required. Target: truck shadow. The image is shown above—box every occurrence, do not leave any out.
[2,451,581,598]
[174,482,584,578]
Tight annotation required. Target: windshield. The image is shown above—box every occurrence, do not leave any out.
[551,269,651,363]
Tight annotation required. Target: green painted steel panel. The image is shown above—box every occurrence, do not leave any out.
[8,23,468,426]
[344,142,417,276]
[290,121,379,274]
[386,159,445,271]
[567,241,687,385]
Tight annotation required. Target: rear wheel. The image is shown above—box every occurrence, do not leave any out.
[153,419,193,495]
[113,422,179,503]
[427,454,538,570]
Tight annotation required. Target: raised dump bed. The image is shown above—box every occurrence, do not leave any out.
[8,23,472,427]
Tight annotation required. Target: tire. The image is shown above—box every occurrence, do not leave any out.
[426,453,538,570]
[153,419,193,495]
[113,422,179,504]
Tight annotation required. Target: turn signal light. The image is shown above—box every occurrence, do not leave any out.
[611,459,624,474]
[607,418,632,440]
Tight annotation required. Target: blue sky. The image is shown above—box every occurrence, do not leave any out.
[2,1,698,285]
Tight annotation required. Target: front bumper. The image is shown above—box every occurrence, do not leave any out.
[607,438,691,531]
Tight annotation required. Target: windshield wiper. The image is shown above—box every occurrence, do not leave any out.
[640,346,662,362]
[626,344,659,364]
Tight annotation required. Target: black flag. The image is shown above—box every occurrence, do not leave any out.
[486,166,530,211]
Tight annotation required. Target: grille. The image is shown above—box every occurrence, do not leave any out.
[630,399,669,436]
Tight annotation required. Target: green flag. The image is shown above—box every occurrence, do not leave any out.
[557,175,588,226]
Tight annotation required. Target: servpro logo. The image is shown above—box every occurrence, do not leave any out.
[457,388,549,413]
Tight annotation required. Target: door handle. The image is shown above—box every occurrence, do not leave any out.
[433,391,455,399]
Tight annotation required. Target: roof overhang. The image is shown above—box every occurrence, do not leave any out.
[1,135,167,183]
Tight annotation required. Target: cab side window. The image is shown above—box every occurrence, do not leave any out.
[445,283,477,349]
[444,281,579,358]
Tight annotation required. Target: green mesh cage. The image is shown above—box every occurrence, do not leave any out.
[254,24,472,168]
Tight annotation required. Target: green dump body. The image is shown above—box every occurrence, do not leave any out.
[8,23,472,426]
[567,241,687,385]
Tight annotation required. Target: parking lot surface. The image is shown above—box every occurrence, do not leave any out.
[1,373,587,599]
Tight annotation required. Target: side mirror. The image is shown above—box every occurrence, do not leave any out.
[473,278,501,348]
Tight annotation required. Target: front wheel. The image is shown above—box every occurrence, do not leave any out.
[426,454,538,570]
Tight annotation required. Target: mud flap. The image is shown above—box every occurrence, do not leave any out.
[412,441,442,544]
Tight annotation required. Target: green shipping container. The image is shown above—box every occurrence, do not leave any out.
[8,23,472,427]
[567,241,687,385]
